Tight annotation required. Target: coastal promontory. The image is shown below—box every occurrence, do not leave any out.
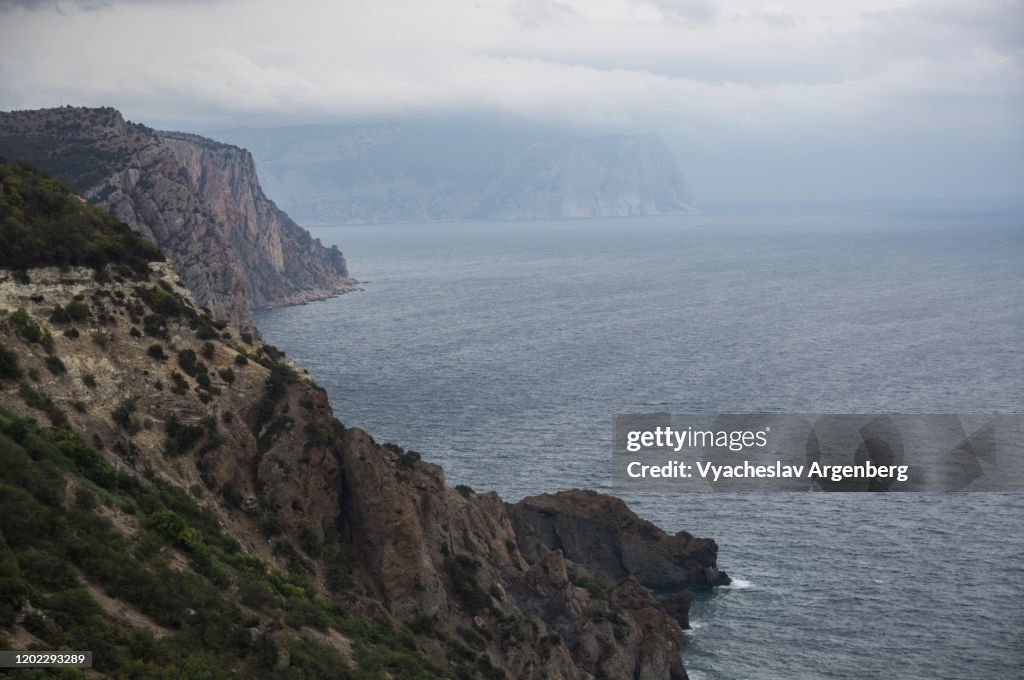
[0,106,356,331]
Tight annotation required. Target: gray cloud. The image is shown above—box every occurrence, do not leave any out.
[645,0,718,23]
[0,0,217,10]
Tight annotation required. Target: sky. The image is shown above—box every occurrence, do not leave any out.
[1,0,1022,203]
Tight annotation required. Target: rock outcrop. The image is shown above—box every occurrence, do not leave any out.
[215,119,694,225]
[509,490,730,591]
[0,106,356,331]
[338,429,694,679]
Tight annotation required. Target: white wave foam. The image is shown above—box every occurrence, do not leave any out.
[723,578,755,589]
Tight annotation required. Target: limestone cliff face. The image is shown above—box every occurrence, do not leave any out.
[156,132,353,309]
[88,134,258,332]
[0,107,356,331]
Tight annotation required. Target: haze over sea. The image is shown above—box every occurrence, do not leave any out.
[255,206,1024,679]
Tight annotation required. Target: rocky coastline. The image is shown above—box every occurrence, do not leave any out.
[0,141,728,678]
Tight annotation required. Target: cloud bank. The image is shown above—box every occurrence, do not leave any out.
[1,0,1021,201]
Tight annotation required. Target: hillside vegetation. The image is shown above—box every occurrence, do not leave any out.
[0,158,162,276]
[0,107,145,194]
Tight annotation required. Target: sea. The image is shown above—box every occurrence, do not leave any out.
[254,205,1024,680]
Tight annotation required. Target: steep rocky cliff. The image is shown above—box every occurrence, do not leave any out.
[0,106,356,331]
[0,160,728,678]
[215,120,694,225]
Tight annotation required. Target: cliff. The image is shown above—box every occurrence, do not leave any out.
[0,160,726,678]
[509,490,730,592]
[0,106,356,331]
[215,120,694,225]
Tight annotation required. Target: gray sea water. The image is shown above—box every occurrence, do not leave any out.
[254,207,1024,680]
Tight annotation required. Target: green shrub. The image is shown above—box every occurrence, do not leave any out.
[49,305,71,323]
[0,343,21,380]
[195,372,212,390]
[252,363,296,434]
[170,372,189,395]
[10,308,42,344]
[259,513,283,538]
[144,509,188,543]
[196,324,218,340]
[16,548,78,591]
[135,286,184,317]
[298,524,323,559]
[90,331,111,348]
[65,299,89,322]
[111,399,141,434]
[445,554,492,613]
[164,415,204,456]
[177,349,204,377]
[142,313,168,338]
[44,355,65,375]
[220,482,243,509]
[569,571,609,600]
[18,383,67,426]
[40,330,55,354]
[147,343,167,361]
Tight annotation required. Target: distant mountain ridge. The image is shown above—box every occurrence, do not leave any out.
[214,120,694,225]
[0,106,355,331]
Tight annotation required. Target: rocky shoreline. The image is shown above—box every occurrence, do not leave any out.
[0,138,729,678]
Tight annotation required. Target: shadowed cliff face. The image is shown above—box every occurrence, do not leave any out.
[0,107,356,331]
[508,490,731,591]
[338,429,697,679]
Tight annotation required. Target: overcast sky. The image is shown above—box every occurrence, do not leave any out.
[1,0,1022,203]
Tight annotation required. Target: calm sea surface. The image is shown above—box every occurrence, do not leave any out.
[255,208,1024,679]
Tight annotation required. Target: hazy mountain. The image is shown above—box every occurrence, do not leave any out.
[214,120,694,225]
